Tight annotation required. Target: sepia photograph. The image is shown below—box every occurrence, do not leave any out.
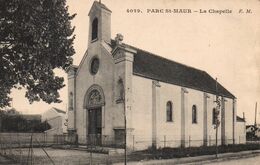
[0,0,260,164]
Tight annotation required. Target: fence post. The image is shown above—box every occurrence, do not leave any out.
[132,135,135,151]
[9,135,13,157]
[44,133,46,146]
[209,136,211,146]
[239,136,240,144]
[0,137,1,155]
[0,136,1,154]
[189,136,191,148]
[19,136,22,163]
[164,135,166,148]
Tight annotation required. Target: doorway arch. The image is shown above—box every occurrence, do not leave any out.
[83,84,105,145]
[83,84,105,109]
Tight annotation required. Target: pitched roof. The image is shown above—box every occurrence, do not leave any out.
[110,40,235,99]
[97,1,112,12]
[52,107,66,114]
[237,116,245,122]
[88,1,112,16]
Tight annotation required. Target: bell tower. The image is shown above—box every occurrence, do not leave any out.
[88,1,111,45]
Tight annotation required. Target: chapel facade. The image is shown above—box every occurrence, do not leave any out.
[67,1,239,150]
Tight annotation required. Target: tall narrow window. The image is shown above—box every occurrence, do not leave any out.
[212,108,217,125]
[116,78,124,103]
[192,105,197,124]
[166,101,173,122]
[92,18,98,40]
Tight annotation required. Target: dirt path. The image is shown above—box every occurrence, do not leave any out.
[4,148,124,164]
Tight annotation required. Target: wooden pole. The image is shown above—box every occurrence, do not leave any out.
[124,103,127,165]
[133,135,135,151]
[255,102,257,126]
[164,135,166,148]
[0,112,2,132]
[122,79,127,165]
[215,78,220,158]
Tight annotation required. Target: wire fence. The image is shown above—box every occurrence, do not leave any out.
[0,133,249,164]
[131,135,246,150]
[0,133,57,164]
[0,133,247,149]
[60,134,246,151]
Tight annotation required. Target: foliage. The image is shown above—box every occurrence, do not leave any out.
[246,126,260,141]
[0,0,76,107]
[131,144,260,160]
[0,110,51,132]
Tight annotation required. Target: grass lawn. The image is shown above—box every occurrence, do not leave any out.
[129,143,260,161]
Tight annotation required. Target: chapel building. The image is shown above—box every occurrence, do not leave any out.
[67,1,239,150]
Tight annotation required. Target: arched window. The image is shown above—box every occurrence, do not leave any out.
[88,89,102,105]
[116,78,124,103]
[166,101,173,122]
[192,105,197,124]
[83,84,105,109]
[92,18,98,40]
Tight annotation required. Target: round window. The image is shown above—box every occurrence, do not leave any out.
[90,57,99,75]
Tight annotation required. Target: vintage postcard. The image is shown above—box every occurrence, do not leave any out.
[0,0,259,164]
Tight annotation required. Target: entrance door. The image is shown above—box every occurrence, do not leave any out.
[88,107,102,145]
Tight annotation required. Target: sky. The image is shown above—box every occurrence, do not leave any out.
[10,0,260,125]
